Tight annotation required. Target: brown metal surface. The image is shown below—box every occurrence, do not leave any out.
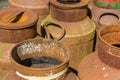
[49,0,89,22]
[78,25,120,80]
[10,38,69,79]
[98,25,120,68]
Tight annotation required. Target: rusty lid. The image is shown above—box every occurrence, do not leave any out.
[50,0,89,9]
[0,8,38,29]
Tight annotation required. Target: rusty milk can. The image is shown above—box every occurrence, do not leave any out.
[40,0,96,71]
[0,8,38,43]
[10,38,69,80]
[78,25,120,80]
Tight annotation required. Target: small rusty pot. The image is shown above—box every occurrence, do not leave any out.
[0,8,38,43]
[40,0,96,71]
[10,38,69,80]
[78,25,120,80]
[92,3,120,29]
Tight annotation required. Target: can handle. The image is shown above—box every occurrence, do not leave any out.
[97,12,119,26]
[41,22,66,41]
[2,10,24,23]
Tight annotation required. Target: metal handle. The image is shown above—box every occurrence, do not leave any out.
[41,22,66,41]
[2,10,24,23]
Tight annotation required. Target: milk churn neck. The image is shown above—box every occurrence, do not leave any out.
[98,26,120,69]
[49,0,89,22]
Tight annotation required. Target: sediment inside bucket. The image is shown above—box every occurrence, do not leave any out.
[12,39,68,68]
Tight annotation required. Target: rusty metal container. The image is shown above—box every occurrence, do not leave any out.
[91,2,120,29]
[10,38,69,80]
[0,8,38,43]
[78,25,120,80]
[40,0,96,70]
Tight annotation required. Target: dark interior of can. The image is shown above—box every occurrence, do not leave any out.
[57,0,81,4]
[11,39,69,68]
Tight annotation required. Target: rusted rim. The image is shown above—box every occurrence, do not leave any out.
[49,0,89,9]
[10,38,69,76]
[98,25,120,57]
[0,8,38,29]
[97,12,120,26]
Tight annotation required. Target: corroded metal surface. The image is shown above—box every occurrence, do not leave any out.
[78,25,120,80]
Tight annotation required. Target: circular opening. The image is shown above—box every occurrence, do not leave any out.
[99,13,119,25]
[57,0,81,4]
[11,39,69,69]
[99,26,120,49]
